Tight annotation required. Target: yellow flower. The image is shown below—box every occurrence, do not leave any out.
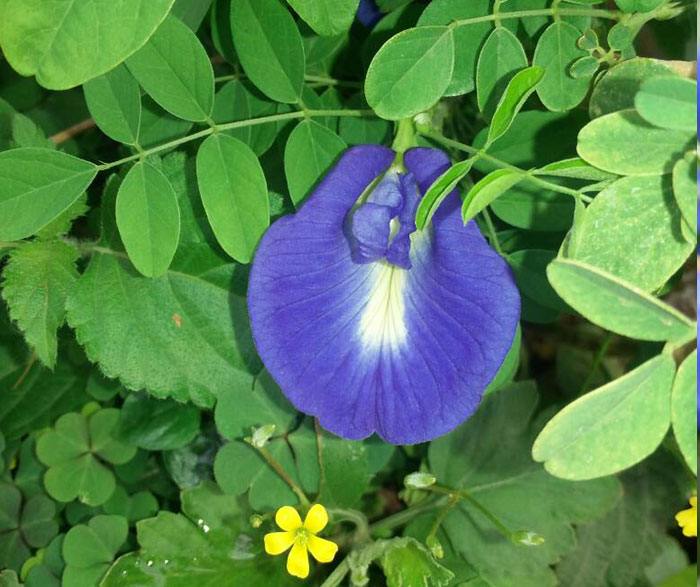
[675,496,697,538]
[264,504,338,579]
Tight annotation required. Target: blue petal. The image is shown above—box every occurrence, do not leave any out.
[248,146,520,444]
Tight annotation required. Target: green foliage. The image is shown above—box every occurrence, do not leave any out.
[671,351,697,475]
[379,537,454,587]
[287,0,360,36]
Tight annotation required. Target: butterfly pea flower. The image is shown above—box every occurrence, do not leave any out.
[264,504,338,578]
[676,496,697,537]
[249,146,520,444]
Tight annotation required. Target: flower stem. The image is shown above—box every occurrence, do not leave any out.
[420,130,594,203]
[96,109,375,171]
[319,556,351,587]
[481,208,504,256]
[328,509,371,544]
[256,446,311,507]
[426,494,459,546]
[369,497,445,535]
[449,7,621,28]
[578,332,614,395]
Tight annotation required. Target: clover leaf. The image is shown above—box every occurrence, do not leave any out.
[36,409,137,506]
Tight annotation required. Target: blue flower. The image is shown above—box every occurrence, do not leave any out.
[248,146,520,444]
[356,0,383,28]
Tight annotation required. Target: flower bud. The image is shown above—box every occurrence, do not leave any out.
[426,535,444,559]
[511,531,545,547]
[404,472,436,489]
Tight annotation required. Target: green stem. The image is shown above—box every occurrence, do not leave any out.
[450,7,621,27]
[214,72,362,89]
[421,131,593,203]
[481,208,503,256]
[427,494,459,544]
[319,556,351,587]
[257,446,311,507]
[369,497,446,535]
[328,509,371,544]
[97,109,374,171]
[0,241,23,250]
[578,332,614,395]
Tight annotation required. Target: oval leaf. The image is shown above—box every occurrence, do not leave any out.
[126,15,214,122]
[533,353,675,480]
[547,258,695,342]
[635,77,697,132]
[115,161,180,278]
[672,157,697,237]
[365,26,455,120]
[461,168,525,224]
[196,134,269,263]
[286,0,359,36]
[0,148,97,240]
[416,157,476,230]
[671,350,697,475]
[231,0,306,103]
[488,66,545,145]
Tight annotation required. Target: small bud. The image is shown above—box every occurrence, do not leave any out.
[511,531,545,547]
[350,567,369,587]
[247,424,276,448]
[426,535,444,559]
[250,514,264,528]
[404,472,436,489]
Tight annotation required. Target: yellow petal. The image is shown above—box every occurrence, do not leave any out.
[676,508,697,537]
[264,532,295,555]
[286,542,309,578]
[276,506,303,532]
[303,504,329,533]
[690,496,697,508]
[307,535,338,563]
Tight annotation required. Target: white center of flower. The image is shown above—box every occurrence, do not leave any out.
[359,259,408,349]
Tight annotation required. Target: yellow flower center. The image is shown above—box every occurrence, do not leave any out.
[294,527,311,545]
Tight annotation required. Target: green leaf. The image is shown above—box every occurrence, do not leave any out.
[211,80,278,156]
[484,325,521,395]
[62,515,127,587]
[137,96,193,150]
[286,0,359,36]
[461,169,525,224]
[533,22,591,111]
[83,65,141,146]
[535,157,617,181]
[379,537,454,587]
[284,119,346,207]
[0,148,97,240]
[508,250,569,313]
[116,161,180,278]
[365,26,454,120]
[547,258,695,342]
[126,15,214,122]
[636,75,696,132]
[476,28,527,121]
[427,382,620,587]
[214,370,296,440]
[24,533,65,586]
[569,175,694,291]
[488,66,545,145]
[196,134,269,264]
[417,0,491,96]
[570,55,599,79]
[2,241,79,367]
[416,158,476,230]
[117,392,201,451]
[671,350,696,475]
[102,487,158,523]
[338,93,391,146]
[672,157,697,238]
[0,0,175,89]
[577,110,694,176]
[171,0,214,30]
[318,430,369,508]
[614,0,665,12]
[658,566,698,587]
[231,0,305,103]
[533,354,675,480]
[589,57,675,119]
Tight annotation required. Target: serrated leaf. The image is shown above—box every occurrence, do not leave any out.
[569,175,694,291]
[577,110,694,176]
[366,26,454,120]
[534,22,591,111]
[416,158,476,230]
[284,119,346,207]
[671,350,697,475]
[379,537,454,587]
[476,27,528,121]
[126,15,214,122]
[231,0,306,103]
[0,148,97,240]
[116,160,180,278]
[0,0,175,90]
[2,241,79,367]
[428,382,620,587]
[488,66,545,145]
[547,258,695,342]
[287,0,359,36]
[461,169,525,224]
[83,65,141,145]
[196,134,269,264]
[533,354,675,480]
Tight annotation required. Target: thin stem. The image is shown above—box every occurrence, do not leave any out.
[421,131,593,203]
[481,208,503,256]
[328,509,371,544]
[319,556,350,587]
[450,7,621,27]
[427,494,459,543]
[97,109,374,171]
[214,72,362,89]
[49,117,96,144]
[0,241,24,250]
[578,332,613,395]
[369,497,445,535]
[257,446,311,507]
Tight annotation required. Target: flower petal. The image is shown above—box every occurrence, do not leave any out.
[286,542,310,578]
[249,145,520,444]
[307,535,338,563]
[275,506,303,532]
[264,532,295,555]
[303,504,329,533]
